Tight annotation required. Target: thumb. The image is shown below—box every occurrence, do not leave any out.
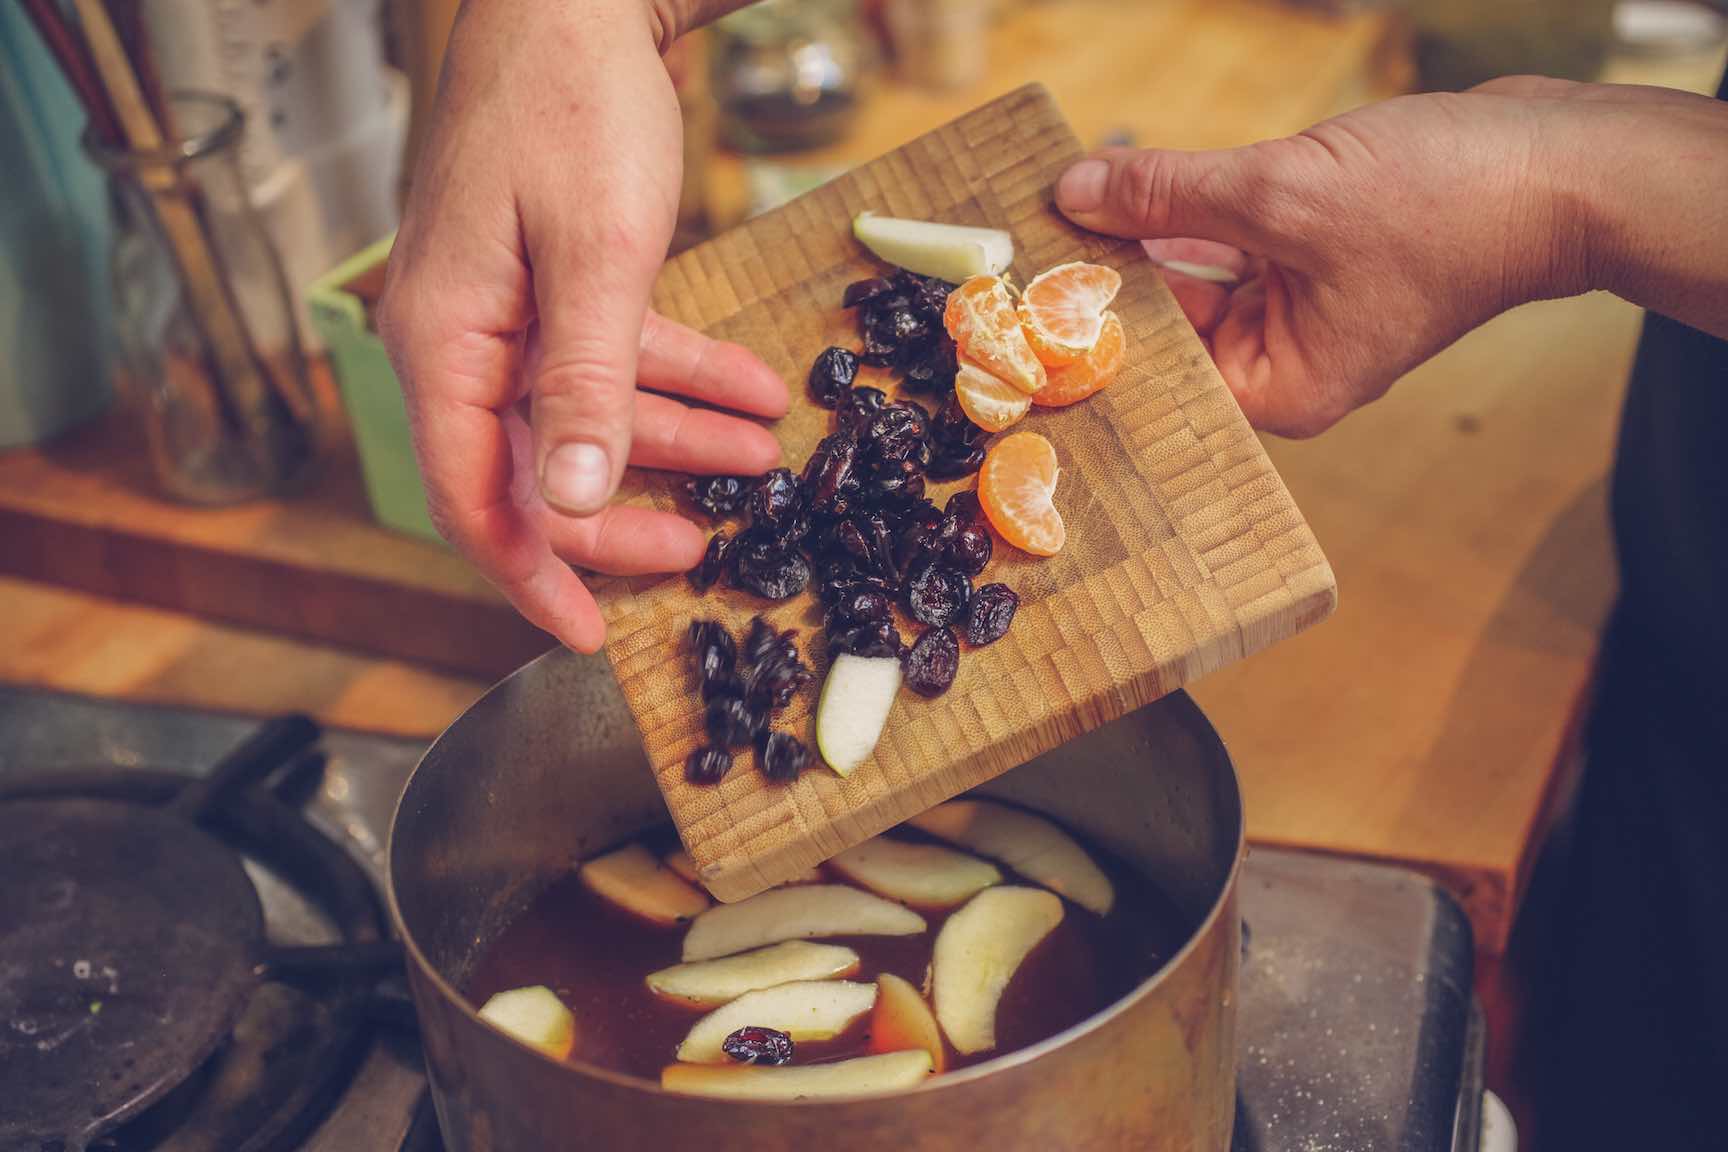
[1055,145,1282,253]
[528,213,669,518]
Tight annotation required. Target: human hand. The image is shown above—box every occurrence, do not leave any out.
[1056,77,1728,436]
[379,0,785,653]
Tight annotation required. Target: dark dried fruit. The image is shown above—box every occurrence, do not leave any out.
[807,347,859,408]
[742,616,781,665]
[757,731,812,784]
[894,502,944,573]
[866,456,926,504]
[688,619,737,683]
[865,403,929,462]
[723,1025,796,1064]
[819,573,899,607]
[838,387,889,437]
[801,433,859,512]
[903,626,960,697]
[748,468,803,535]
[902,337,958,393]
[690,531,733,590]
[930,392,986,448]
[945,490,983,527]
[830,587,893,626]
[704,694,761,748]
[830,619,903,659]
[685,746,733,785]
[746,655,810,712]
[965,583,1019,646]
[905,561,971,627]
[928,442,987,479]
[685,475,752,519]
[948,525,992,576]
[731,535,811,600]
[842,277,895,309]
[701,671,746,703]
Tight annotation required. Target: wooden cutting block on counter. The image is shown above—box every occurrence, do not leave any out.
[593,85,1335,902]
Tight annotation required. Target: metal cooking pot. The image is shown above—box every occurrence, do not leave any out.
[388,648,1243,1151]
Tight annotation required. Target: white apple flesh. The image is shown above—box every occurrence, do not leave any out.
[908,799,1116,915]
[476,985,575,1060]
[816,653,902,777]
[682,884,926,962]
[829,836,1001,908]
[853,213,1014,283]
[578,842,710,925]
[646,941,862,1008]
[661,1049,933,1100]
[932,886,1064,1055]
[675,979,877,1062]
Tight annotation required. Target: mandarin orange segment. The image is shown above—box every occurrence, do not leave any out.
[1032,311,1125,408]
[1018,262,1121,367]
[943,275,1046,395]
[979,432,1065,557]
[954,357,1032,433]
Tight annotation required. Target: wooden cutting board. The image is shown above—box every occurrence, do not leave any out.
[593,85,1335,901]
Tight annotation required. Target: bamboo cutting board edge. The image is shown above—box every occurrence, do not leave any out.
[595,84,1336,901]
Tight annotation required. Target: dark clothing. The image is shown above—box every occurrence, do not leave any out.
[1522,68,1728,1152]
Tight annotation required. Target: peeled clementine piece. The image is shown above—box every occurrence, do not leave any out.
[1033,311,1125,408]
[943,276,1047,395]
[954,357,1032,432]
[1018,262,1121,367]
[979,432,1065,557]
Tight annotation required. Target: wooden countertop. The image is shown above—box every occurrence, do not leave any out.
[4,3,1715,953]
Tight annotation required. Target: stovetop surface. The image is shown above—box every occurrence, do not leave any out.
[0,687,1477,1152]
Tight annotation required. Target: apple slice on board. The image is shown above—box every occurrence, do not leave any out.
[666,849,823,889]
[932,886,1064,1055]
[676,979,878,1063]
[908,800,1115,915]
[868,971,947,1073]
[852,212,1014,283]
[816,653,902,777]
[828,836,1001,909]
[476,986,575,1060]
[661,1049,934,1101]
[579,842,710,925]
[646,941,862,1009]
[682,885,926,962]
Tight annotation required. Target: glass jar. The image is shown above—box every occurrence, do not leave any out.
[83,92,317,505]
[710,0,867,153]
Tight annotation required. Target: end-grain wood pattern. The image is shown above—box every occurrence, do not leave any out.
[594,85,1335,901]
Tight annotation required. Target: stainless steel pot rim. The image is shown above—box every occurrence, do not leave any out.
[387,659,1246,1105]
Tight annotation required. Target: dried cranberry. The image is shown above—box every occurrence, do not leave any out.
[801,433,859,512]
[928,442,987,479]
[965,583,1019,646]
[905,561,971,627]
[742,616,782,666]
[705,694,759,748]
[902,337,958,392]
[948,525,993,576]
[746,656,810,712]
[685,746,733,785]
[894,503,944,572]
[689,531,733,591]
[838,387,889,437]
[865,403,929,462]
[757,731,812,784]
[748,468,803,534]
[685,475,751,519]
[701,671,746,703]
[867,457,926,504]
[807,347,859,408]
[930,392,986,447]
[945,490,983,526]
[903,626,960,697]
[722,1025,796,1065]
[831,619,904,659]
[842,277,895,309]
[830,587,893,626]
[731,535,811,600]
[688,619,737,683]
[820,574,898,608]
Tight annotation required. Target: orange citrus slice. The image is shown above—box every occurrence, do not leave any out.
[954,356,1032,432]
[1032,311,1125,408]
[944,276,1047,395]
[979,432,1065,557]
[1018,262,1121,367]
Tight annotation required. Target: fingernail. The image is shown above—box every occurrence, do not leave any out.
[541,442,610,513]
[1057,159,1110,214]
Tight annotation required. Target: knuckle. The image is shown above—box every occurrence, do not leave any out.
[1118,151,1177,232]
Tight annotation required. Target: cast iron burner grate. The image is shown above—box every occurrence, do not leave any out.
[0,716,406,1152]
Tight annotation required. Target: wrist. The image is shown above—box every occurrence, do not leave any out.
[642,0,756,51]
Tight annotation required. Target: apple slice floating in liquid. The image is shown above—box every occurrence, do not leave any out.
[868,971,947,1073]
[908,799,1115,915]
[579,842,710,925]
[476,986,576,1060]
[682,884,927,962]
[676,979,878,1063]
[646,941,862,1009]
[932,886,1064,1055]
[661,1049,934,1100]
[828,836,1001,909]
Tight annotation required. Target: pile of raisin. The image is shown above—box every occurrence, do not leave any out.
[679,267,1025,784]
[685,616,814,786]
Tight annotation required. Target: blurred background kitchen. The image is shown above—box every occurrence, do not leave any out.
[2,0,1725,1145]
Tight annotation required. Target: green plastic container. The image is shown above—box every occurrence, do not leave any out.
[307,236,440,542]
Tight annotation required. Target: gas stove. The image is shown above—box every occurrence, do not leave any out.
[0,687,1507,1152]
